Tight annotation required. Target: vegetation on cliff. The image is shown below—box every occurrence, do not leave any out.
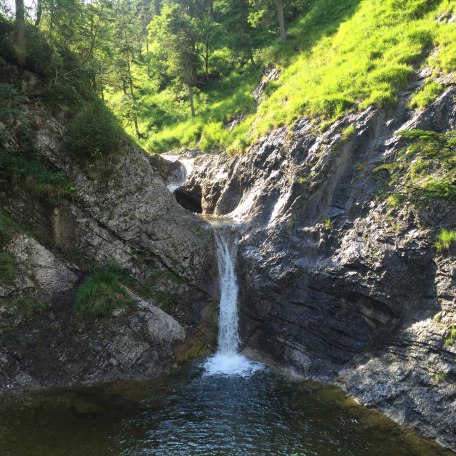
[2,0,454,156]
[108,0,456,154]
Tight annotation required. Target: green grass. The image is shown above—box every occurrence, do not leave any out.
[434,371,447,382]
[376,129,456,205]
[0,207,18,247]
[0,295,48,332]
[435,229,456,251]
[75,262,134,320]
[109,0,456,155]
[0,149,76,205]
[409,81,445,109]
[444,326,456,346]
[0,251,17,284]
[341,125,356,142]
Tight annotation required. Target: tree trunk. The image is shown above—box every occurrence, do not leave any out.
[35,0,42,26]
[188,84,195,117]
[276,0,286,43]
[49,0,55,34]
[15,0,26,65]
[205,41,209,81]
[208,0,214,21]
[126,57,140,138]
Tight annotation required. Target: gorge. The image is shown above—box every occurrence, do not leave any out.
[0,0,455,453]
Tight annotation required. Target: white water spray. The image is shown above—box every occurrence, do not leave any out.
[204,222,262,377]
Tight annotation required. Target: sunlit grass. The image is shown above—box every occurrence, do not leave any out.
[108,0,455,154]
[435,229,456,251]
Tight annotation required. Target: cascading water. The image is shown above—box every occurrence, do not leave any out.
[204,221,262,377]
[162,154,261,376]
[214,226,240,353]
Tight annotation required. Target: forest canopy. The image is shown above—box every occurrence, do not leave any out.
[1,0,455,154]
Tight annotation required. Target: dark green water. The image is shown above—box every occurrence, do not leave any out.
[0,360,450,456]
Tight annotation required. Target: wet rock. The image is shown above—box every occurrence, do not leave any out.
[188,85,456,450]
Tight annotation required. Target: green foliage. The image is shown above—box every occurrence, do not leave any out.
[0,83,75,205]
[341,125,356,142]
[409,81,445,109]
[0,151,75,203]
[435,229,456,251]
[64,101,124,159]
[0,83,27,123]
[105,0,455,155]
[75,262,134,320]
[444,326,456,346]
[0,15,94,108]
[0,295,48,332]
[2,0,454,157]
[376,129,456,205]
[434,371,447,383]
[0,207,18,247]
[0,251,17,283]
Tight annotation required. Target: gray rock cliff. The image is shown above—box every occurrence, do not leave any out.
[181,85,456,451]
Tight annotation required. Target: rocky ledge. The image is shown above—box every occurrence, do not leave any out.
[180,84,456,451]
[0,59,218,392]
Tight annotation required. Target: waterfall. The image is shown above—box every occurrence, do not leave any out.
[204,222,262,377]
[214,226,240,354]
[162,153,195,193]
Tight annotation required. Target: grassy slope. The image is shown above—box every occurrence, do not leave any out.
[108,0,456,155]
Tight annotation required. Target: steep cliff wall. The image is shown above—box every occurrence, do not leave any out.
[182,84,456,450]
[0,59,218,391]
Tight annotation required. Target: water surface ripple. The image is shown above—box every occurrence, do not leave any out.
[0,362,450,455]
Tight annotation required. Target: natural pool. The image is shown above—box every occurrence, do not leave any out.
[0,360,450,456]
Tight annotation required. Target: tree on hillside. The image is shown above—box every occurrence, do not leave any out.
[276,0,286,43]
[249,0,287,43]
[222,0,256,66]
[15,0,26,64]
[149,3,201,116]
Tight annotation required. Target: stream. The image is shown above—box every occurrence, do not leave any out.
[0,360,450,455]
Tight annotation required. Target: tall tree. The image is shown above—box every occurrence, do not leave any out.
[276,0,286,43]
[15,0,26,64]
[249,0,288,43]
[149,3,201,116]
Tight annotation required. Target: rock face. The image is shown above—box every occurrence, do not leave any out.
[182,85,456,450]
[0,283,186,390]
[0,59,218,392]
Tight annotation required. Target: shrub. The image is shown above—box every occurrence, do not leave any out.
[435,229,456,252]
[0,252,17,283]
[75,262,134,320]
[65,101,124,160]
[409,81,444,109]
[444,326,456,346]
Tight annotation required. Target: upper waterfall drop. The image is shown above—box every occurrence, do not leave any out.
[161,152,195,193]
[162,153,261,377]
